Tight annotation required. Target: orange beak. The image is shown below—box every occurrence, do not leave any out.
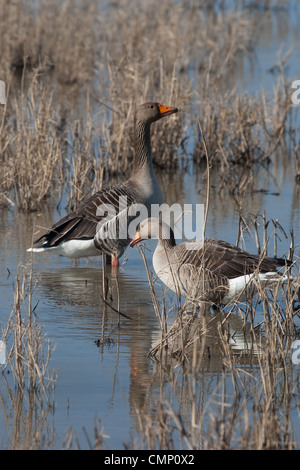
[158,104,178,117]
[130,229,142,247]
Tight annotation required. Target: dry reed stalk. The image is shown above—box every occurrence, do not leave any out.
[0,0,99,85]
[0,0,297,212]
[0,79,64,211]
[133,211,299,449]
[193,83,293,197]
[0,264,56,449]
[142,282,299,449]
[137,245,170,346]
[62,419,107,450]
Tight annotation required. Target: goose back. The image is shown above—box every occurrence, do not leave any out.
[131,218,290,305]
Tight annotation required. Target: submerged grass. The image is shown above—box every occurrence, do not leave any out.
[131,211,300,450]
[0,265,56,449]
[2,249,299,449]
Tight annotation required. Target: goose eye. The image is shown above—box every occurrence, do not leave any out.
[148,104,154,109]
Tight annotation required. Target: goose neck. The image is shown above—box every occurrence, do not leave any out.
[133,121,152,171]
[157,225,176,249]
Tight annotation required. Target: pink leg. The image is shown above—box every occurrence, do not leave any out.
[111,257,119,268]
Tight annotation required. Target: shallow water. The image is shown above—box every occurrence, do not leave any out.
[1,3,300,450]
[0,162,299,448]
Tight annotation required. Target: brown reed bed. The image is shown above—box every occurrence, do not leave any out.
[2,244,299,449]
[129,211,300,450]
[133,280,300,450]
[0,0,297,211]
[0,264,56,449]
[0,0,299,450]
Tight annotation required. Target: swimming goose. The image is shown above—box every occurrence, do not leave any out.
[27,102,178,266]
[130,217,291,305]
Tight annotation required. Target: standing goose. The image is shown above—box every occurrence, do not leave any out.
[130,217,291,305]
[27,102,178,267]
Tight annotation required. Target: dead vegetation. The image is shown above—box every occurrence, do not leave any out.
[132,285,300,450]
[0,0,298,211]
[0,265,56,449]
[193,78,295,197]
[2,240,299,449]
[129,213,300,450]
[0,0,299,451]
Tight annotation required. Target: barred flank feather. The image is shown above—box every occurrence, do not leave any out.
[28,103,178,262]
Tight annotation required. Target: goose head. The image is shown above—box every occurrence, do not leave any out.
[130,217,175,247]
[136,102,178,125]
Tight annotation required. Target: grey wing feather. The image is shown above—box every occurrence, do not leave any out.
[94,204,141,258]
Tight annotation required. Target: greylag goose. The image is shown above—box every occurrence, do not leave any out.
[130,217,291,305]
[27,102,178,267]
